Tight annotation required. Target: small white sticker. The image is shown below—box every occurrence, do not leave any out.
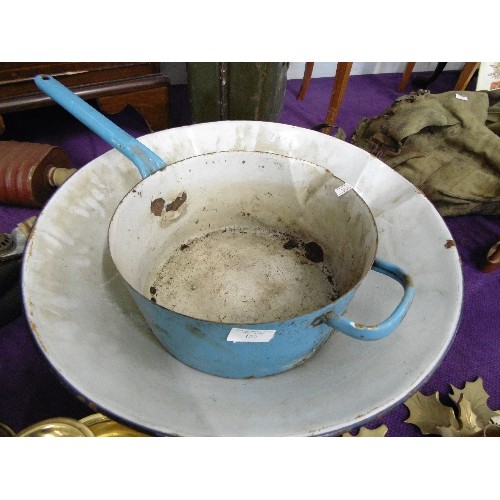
[227,328,276,343]
[335,183,353,197]
[455,93,468,101]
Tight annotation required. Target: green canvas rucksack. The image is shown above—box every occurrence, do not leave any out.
[352,89,500,216]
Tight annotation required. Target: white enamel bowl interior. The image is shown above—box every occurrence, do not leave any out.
[23,121,462,436]
[109,151,377,324]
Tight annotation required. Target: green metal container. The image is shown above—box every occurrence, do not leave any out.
[186,62,289,123]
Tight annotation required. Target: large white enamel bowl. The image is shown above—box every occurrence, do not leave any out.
[22,121,462,436]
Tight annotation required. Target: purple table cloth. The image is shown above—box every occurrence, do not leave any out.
[0,71,498,436]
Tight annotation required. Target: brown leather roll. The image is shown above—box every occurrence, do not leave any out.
[0,140,75,207]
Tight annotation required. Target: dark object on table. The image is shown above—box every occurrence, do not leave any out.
[412,62,448,88]
[186,62,288,123]
[481,241,500,272]
[0,257,22,327]
[398,62,480,93]
[0,140,76,207]
[0,217,34,327]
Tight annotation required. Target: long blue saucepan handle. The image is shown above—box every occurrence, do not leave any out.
[34,75,166,179]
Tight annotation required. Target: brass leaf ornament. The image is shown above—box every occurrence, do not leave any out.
[405,392,459,435]
[449,378,499,429]
[342,425,388,437]
[405,377,500,436]
[454,395,482,436]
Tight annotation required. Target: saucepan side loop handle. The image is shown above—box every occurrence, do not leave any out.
[320,258,415,341]
[33,75,167,179]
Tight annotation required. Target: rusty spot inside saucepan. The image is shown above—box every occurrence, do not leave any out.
[282,237,324,263]
[151,198,165,216]
[304,242,324,263]
[151,192,187,217]
[165,192,187,212]
[283,237,299,250]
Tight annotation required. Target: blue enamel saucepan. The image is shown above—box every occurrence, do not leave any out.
[34,74,414,378]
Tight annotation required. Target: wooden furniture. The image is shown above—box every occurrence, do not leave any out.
[455,63,481,90]
[298,61,481,136]
[397,62,480,92]
[397,62,418,92]
[0,63,169,135]
[297,62,353,135]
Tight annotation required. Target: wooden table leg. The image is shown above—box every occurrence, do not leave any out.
[454,62,480,91]
[397,62,416,92]
[297,62,314,100]
[322,62,352,134]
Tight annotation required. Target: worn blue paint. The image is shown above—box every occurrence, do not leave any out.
[127,257,414,378]
[33,75,166,178]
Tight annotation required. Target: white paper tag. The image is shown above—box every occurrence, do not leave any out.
[491,415,500,425]
[227,328,276,343]
[335,183,353,197]
[455,93,468,101]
